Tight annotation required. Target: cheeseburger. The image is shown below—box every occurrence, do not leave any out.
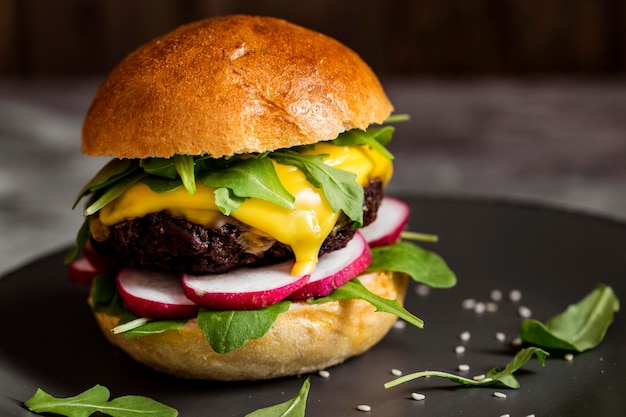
[67,15,454,381]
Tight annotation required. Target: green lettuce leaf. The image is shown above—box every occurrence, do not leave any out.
[197,301,291,353]
[199,156,295,213]
[245,378,310,417]
[519,284,619,352]
[385,347,549,389]
[366,242,456,288]
[332,127,395,160]
[24,384,177,417]
[270,150,364,227]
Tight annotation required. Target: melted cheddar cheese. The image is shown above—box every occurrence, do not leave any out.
[96,143,392,275]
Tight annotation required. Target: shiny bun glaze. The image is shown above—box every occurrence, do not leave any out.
[82,15,393,158]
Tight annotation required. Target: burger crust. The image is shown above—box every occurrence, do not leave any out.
[91,271,408,380]
[82,15,393,159]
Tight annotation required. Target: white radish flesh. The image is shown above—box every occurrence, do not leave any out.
[181,261,309,310]
[68,257,101,285]
[117,268,199,319]
[360,196,409,247]
[289,232,371,301]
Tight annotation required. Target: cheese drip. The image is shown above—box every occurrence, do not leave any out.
[97,143,392,275]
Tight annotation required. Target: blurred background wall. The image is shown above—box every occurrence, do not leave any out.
[1,0,625,78]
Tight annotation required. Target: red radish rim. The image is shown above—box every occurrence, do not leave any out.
[117,267,199,319]
[289,232,371,300]
[360,196,409,247]
[181,260,309,310]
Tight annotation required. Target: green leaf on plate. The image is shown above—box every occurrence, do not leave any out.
[24,384,178,417]
[519,284,620,352]
[245,378,310,417]
[385,347,549,389]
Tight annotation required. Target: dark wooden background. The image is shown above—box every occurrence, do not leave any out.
[1,0,625,77]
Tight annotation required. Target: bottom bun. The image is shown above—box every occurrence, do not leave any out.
[91,271,409,381]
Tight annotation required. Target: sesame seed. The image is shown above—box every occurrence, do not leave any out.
[462,298,477,310]
[415,284,430,296]
[454,345,466,354]
[526,414,536,417]
[474,302,486,314]
[490,289,503,301]
[486,302,499,313]
[564,353,574,362]
[356,404,371,412]
[411,392,426,401]
[518,305,532,318]
[511,337,523,347]
[393,320,406,330]
[458,364,470,372]
[459,331,471,341]
[500,414,511,417]
[495,332,506,342]
[318,370,330,378]
[390,368,402,376]
[493,391,507,399]
[509,289,522,302]
[473,374,485,381]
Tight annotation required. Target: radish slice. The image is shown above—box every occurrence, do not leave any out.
[289,232,372,301]
[360,196,410,247]
[82,240,119,272]
[181,262,309,310]
[68,257,101,284]
[117,268,199,319]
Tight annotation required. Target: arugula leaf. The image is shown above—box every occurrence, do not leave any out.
[199,156,295,212]
[332,127,395,160]
[245,378,310,417]
[519,284,619,352]
[24,384,178,417]
[72,159,138,209]
[197,301,291,353]
[140,176,183,193]
[83,171,147,216]
[90,274,127,317]
[271,150,364,227]
[139,158,179,179]
[384,347,549,389]
[118,319,187,339]
[366,242,456,288]
[213,187,246,215]
[174,154,197,194]
[311,279,424,329]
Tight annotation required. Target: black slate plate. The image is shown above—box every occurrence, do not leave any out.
[1,196,625,416]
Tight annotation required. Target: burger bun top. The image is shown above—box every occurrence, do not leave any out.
[82,15,393,159]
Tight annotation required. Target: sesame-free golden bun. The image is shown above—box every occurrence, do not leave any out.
[82,15,393,159]
[91,271,407,381]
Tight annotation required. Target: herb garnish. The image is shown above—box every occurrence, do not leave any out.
[519,284,619,352]
[24,384,178,417]
[384,347,549,389]
[245,378,310,417]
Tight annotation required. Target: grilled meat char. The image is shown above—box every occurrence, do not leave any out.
[91,179,384,275]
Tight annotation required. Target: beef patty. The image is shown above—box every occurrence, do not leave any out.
[91,178,384,275]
